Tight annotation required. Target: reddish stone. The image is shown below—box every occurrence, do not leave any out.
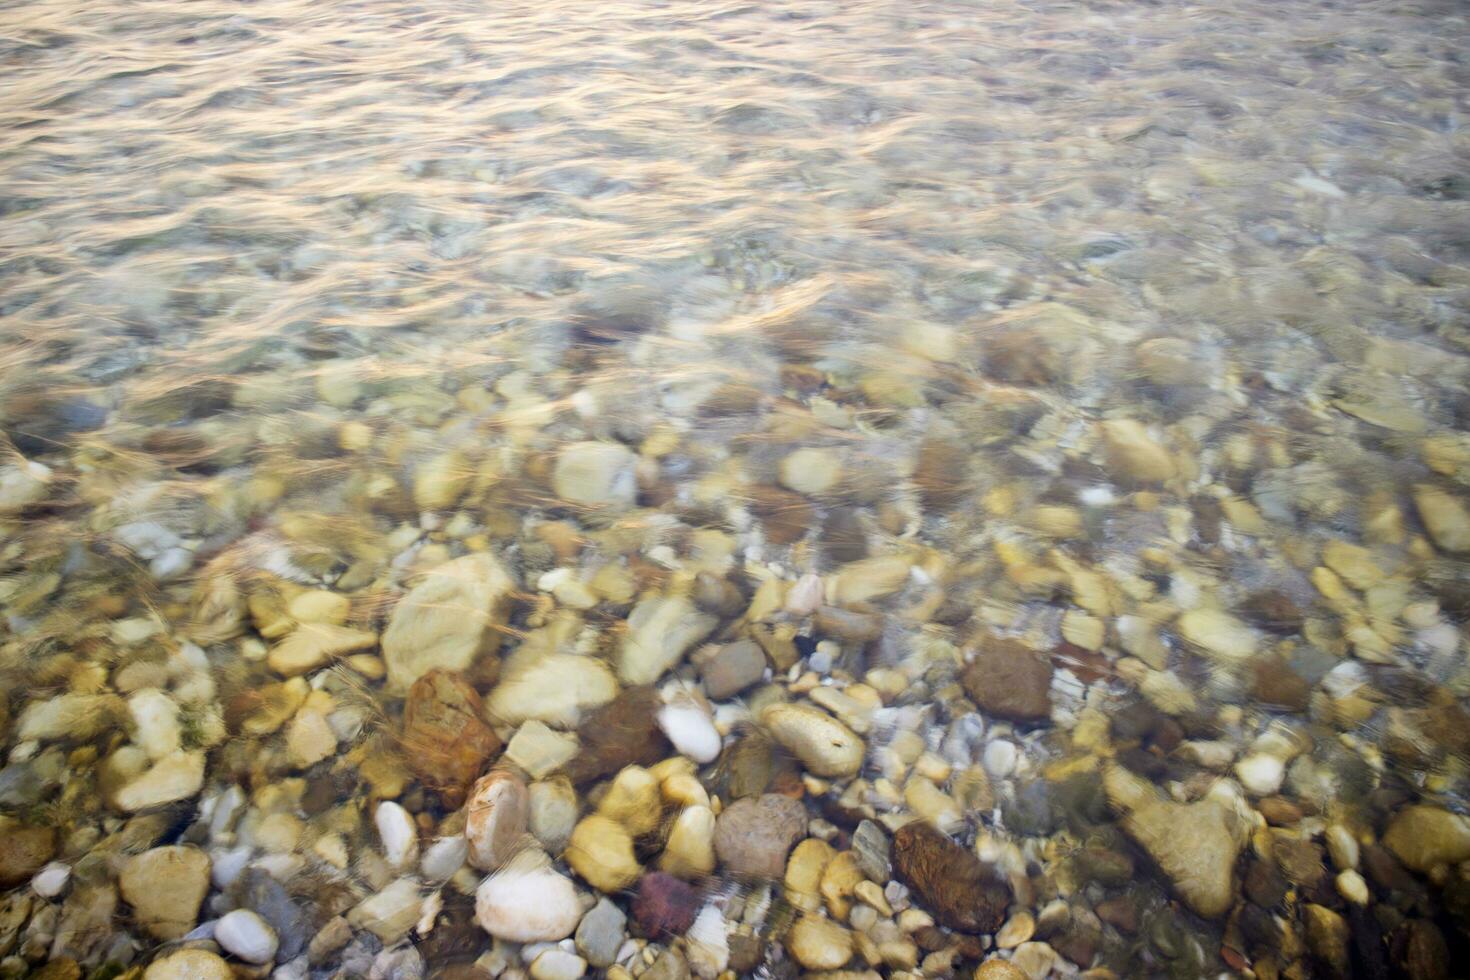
[563,687,670,785]
[961,635,1052,723]
[632,872,699,939]
[401,670,501,808]
[891,821,1010,934]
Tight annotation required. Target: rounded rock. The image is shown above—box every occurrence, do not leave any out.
[144,950,233,980]
[760,702,865,777]
[215,908,279,964]
[466,769,530,871]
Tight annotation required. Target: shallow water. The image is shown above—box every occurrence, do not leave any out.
[2,0,1470,975]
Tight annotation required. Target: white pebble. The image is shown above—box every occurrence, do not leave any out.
[1235,753,1285,796]
[375,801,419,870]
[420,836,468,881]
[1336,869,1370,905]
[982,740,1017,779]
[215,908,279,964]
[31,863,70,899]
[657,701,722,764]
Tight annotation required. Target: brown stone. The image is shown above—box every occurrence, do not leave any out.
[961,635,1052,723]
[1257,797,1303,826]
[1273,838,1327,888]
[563,687,670,785]
[712,794,808,878]
[0,825,55,888]
[31,959,81,980]
[914,439,968,512]
[1239,590,1304,636]
[1250,656,1312,712]
[747,485,815,546]
[1094,896,1139,933]
[891,820,1010,934]
[400,670,502,808]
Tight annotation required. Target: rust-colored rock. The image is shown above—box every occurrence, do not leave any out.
[747,485,815,546]
[961,635,1052,723]
[400,670,502,808]
[563,687,670,785]
[0,825,55,888]
[891,820,1009,934]
[631,872,699,939]
[913,438,968,512]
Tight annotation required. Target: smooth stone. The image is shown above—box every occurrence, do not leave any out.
[1414,485,1470,552]
[119,846,211,940]
[1099,419,1175,484]
[760,702,865,777]
[286,708,337,769]
[1176,608,1259,664]
[267,623,377,677]
[286,589,351,625]
[657,701,722,764]
[347,878,422,944]
[401,669,502,808]
[686,902,730,979]
[700,641,766,700]
[531,949,588,980]
[420,836,468,881]
[376,801,419,870]
[553,441,638,509]
[143,950,232,980]
[0,825,55,888]
[659,805,717,879]
[785,914,853,970]
[575,898,628,969]
[596,765,663,836]
[1236,754,1285,796]
[779,447,842,497]
[891,821,1010,934]
[486,653,618,729]
[784,838,835,912]
[414,450,472,512]
[215,908,279,964]
[381,553,515,694]
[566,815,641,893]
[961,636,1052,722]
[465,769,530,871]
[112,750,206,811]
[475,848,582,942]
[17,693,119,742]
[632,871,699,938]
[127,688,182,761]
[31,862,70,898]
[563,687,671,785]
[973,959,1029,980]
[1104,765,1248,918]
[1382,805,1470,871]
[505,720,580,779]
[236,868,311,960]
[617,595,718,685]
[828,554,913,606]
[530,777,579,854]
[714,794,808,878]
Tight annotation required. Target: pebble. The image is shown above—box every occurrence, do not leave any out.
[143,949,233,980]
[779,447,842,496]
[1176,608,1259,663]
[657,700,722,764]
[1235,753,1285,796]
[597,765,664,835]
[347,877,422,944]
[961,637,1053,722]
[659,805,717,878]
[530,777,580,854]
[553,441,638,509]
[700,640,766,699]
[982,740,1018,780]
[1326,824,1360,870]
[686,903,730,979]
[486,652,619,729]
[973,958,1029,980]
[286,708,337,769]
[785,914,853,970]
[215,908,279,964]
[1337,869,1370,904]
[785,838,836,911]
[0,825,55,888]
[575,898,628,968]
[119,846,212,940]
[760,702,865,777]
[1382,805,1470,871]
[376,801,419,870]
[891,820,1010,934]
[30,862,69,898]
[566,815,641,892]
[713,793,809,877]
[401,669,503,808]
[466,769,530,870]
[506,720,581,779]
[617,595,718,685]
[996,911,1035,949]
[1099,418,1176,484]
[632,871,700,938]
[381,553,515,694]
[531,949,589,980]
[267,623,378,677]
[1414,484,1470,552]
[1104,765,1247,918]
[475,849,582,942]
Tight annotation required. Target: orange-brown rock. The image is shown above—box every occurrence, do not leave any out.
[961,635,1053,723]
[891,821,1010,934]
[401,670,502,808]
